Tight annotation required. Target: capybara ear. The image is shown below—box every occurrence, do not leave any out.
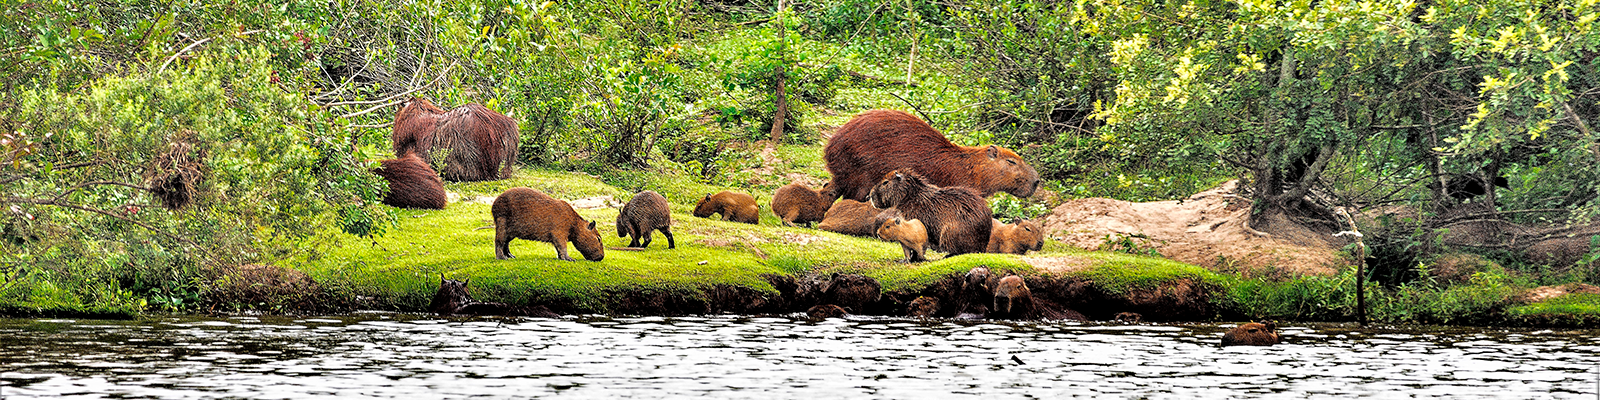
[587,220,597,230]
[987,145,999,159]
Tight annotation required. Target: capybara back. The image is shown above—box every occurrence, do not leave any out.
[617,190,674,249]
[771,183,834,227]
[824,109,1040,201]
[693,191,759,224]
[372,154,447,209]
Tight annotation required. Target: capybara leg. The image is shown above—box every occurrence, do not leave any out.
[908,245,927,263]
[781,209,798,227]
[661,227,675,249]
[899,245,915,263]
[553,237,574,261]
[495,217,514,260]
[641,231,654,248]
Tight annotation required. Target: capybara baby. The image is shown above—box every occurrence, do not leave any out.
[876,217,929,262]
[907,296,940,318]
[372,154,447,209]
[693,190,760,224]
[987,219,1045,254]
[817,200,886,237]
[617,190,674,249]
[807,304,848,319]
[824,109,1040,201]
[392,98,519,182]
[992,274,1033,319]
[492,187,604,261]
[869,169,993,255]
[1221,321,1281,346]
[771,183,834,227]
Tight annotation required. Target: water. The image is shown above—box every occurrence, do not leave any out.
[1,314,1596,398]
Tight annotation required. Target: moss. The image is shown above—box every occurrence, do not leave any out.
[1063,252,1228,294]
[1509,293,1600,317]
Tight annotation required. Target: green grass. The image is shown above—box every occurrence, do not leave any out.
[1509,293,1600,317]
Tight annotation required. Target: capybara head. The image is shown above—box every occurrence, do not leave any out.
[807,304,848,319]
[574,219,605,261]
[428,277,474,314]
[868,169,929,209]
[1220,321,1281,346]
[907,296,940,318]
[876,217,926,243]
[989,219,1045,254]
[963,266,993,294]
[982,144,1041,198]
[1113,312,1143,323]
[823,273,882,312]
[993,274,1032,317]
[693,193,718,218]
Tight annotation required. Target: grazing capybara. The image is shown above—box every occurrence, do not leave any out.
[869,169,993,255]
[824,109,1040,201]
[693,191,760,224]
[817,200,887,237]
[907,296,940,318]
[372,154,447,209]
[807,304,848,319]
[617,190,674,249]
[991,274,1033,319]
[771,183,835,227]
[821,273,881,313]
[1113,312,1143,323]
[1221,321,1281,346]
[492,187,604,261]
[876,217,929,262]
[392,98,518,182]
[987,219,1044,254]
[428,277,559,317]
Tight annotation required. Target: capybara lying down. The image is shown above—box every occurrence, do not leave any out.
[617,190,674,249]
[492,187,604,261]
[869,169,993,255]
[428,277,558,317]
[392,98,518,182]
[372,154,447,209]
[877,217,929,262]
[817,200,894,237]
[987,219,1044,255]
[991,274,1033,319]
[771,183,834,227]
[824,109,1040,201]
[694,190,759,224]
[1221,322,1280,346]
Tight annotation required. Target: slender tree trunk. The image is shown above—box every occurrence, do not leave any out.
[769,0,788,143]
[1424,109,1448,209]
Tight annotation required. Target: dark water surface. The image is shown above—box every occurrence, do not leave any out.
[1,313,1597,398]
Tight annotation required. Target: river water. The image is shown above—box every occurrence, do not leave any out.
[0,313,1596,398]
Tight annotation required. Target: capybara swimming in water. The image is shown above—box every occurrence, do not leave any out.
[492,187,604,261]
[869,169,993,255]
[876,216,929,262]
[617,190,674,249]
[771,183,834,227]
[693,190,760,224]
[907,296,940,318]
[428,276,559,317]
[817,200,891,237]
[987,219,1044,254]
[1221,321,1280,346]
[824,109,1040,201]
[392,98,518,182]
[372,154,447,209]
[1113,312,1143,323]
[992,274,1033,319]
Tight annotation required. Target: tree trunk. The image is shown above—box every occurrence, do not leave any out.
[769,0,788,143]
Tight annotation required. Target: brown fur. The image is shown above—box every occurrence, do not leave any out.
[992,274,1033,319]
[807,304,848,319]
[1113,312,1143,323]
[492,187,604,261]
[372,154,447,209]
[987,219,1044,254]
[429,277,559,317]
[693,191,760,224]
[617,190,674,249]
[821,273,881,313]
[955,267,994,318]
[876,217,929,262]
[392,98,519,182]
[771,183,835,227]
[868,169,993,255]
[824,109,1040,201]
[817,200,885,236]
[907,296,939,318]
[1221,322,1281,346]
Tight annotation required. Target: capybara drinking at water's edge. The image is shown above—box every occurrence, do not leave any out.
[429,277,558,317]
[869,169,993,255]
[371,154,447,209]
[824,109,1040,202]
[987,219,1044,255]
[991,274,1033,319]
[492,187,604,261]
[392,98,518,182]
[876,216,929,262]
[694,190,760,224]
[771,183,834,227]
[617,190,674,249]
[1221,322,1280,346]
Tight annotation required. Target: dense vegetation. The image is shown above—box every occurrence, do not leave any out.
[2,0,1598,322]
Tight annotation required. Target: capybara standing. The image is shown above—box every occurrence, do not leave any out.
[816,200,884,236]
[987,219,1045,254]
[824,109,1040,202]
[992,274,1033,319]
[617,190,674,249]
[876,217,929,262]
[492,187,604,261]
[869,169,993,255]
[1221,322,1281,346]
[771,183,835,227]
[693,191,760,224]
[372,154,447,209]
[392,98,519,182]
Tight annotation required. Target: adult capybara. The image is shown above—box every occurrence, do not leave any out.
[807,304,848,319]
[617,190,674,249]
[824,109,1040,202]
[821,273,881,313]
[693,191,759,224]
[992,274,1033,319]
[771,183,834,227]
[428,277,558,317]
[817,200,886,237]
[955,266,994,318]
[392,98,518,182]
[907,296,940,318]
[876,217,929,262]
[987,219,1044,254]
[492,187,604,261]
[372,154,447,209]
[869,169,993,255]
[1221,322,1281,346]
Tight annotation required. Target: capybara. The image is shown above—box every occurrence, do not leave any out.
[693,191,759,224]
[821,273,881,313]
[492,187,604,261]
[824,109,1040,201]
[617,190,674,249]
[956,266,994,317]
[876,217,929,262]
[392,98,518,182]
[1221,321,1281,346]
[807,304,848,319]
[372,154,447,209]
[817,200,886,237]
[987,219,1045,254]
[907,296,940,318]
[1113,312,1143,323]
[771,183,835,227]
[868,169,993,255]
[992,274,1033,319]
[428,277,558,317]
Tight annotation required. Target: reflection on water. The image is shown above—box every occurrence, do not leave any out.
[1,314,1597,398]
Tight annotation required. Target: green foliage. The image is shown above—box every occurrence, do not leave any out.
[1098,233,1165,257]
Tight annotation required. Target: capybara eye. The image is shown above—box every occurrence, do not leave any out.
[1007,159,1017,165]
